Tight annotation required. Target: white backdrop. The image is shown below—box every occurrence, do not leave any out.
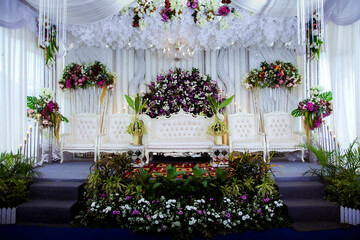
[63,47,297,118]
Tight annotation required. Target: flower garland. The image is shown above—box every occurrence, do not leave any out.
[242,60,301,91]
[59,61,116,90]
[291,86,332,143]
[307,11,323,61]
[143,68,221,118]
[27,88,69,140]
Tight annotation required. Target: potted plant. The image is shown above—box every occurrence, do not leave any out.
[125,94,147,145]
[207,95,234,145]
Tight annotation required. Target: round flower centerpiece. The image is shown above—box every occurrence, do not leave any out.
[143,68,221,118]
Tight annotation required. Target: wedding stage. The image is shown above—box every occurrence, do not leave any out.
[2,0,360,238]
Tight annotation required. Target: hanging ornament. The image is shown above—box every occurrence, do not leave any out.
[38,0,67,67]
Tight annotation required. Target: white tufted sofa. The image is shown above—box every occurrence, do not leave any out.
[98,114,132,157]
[228,113,266,161]
[263,112,305,162]
[61,114,100,163]
[143,110,214,163]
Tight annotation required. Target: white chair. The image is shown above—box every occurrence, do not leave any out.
[263,112,305,162]
[98,114,132,157]
[61,114,101,163]
[228,113,267,162]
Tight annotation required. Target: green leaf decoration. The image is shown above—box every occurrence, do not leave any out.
[26,96,37,109]
[125,95,134,109]
[319,91,332,101]
[291,108,302,117]
[219,95,234,109]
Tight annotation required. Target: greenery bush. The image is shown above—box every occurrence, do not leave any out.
[0,151,40,208]
[73,151,290,237]
[304,140,360,209]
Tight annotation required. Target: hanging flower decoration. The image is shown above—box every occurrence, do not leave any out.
[59,61,116,91]
[143,68,222,118]
[27,88,69,140]
[38,19,58,67]
[292,86,332,143]
[307,11,323,61]
[242,60,301,91]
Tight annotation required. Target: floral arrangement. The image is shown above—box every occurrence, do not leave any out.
[307,11,323,61]
[142,68,221,118]
[123,0,239,29]
[292,86,332,142]
[242,60,301,91]
[27,88,69,139]
[59,61,116,90]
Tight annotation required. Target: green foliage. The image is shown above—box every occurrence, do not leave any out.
[291,108,302,117]
[207,95,234,116]
[125,94,147,115]
[126,116,146,135]
[85,153,132,197]
[207,118,228,136]
[0,178,31,208]
[0,151,40,208]
[256,173,277,197]
[319,91,332,101]
[305,140,360,209]
[0,151,40,180]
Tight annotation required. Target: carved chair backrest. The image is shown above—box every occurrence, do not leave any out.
[263,112,294,141]
[71,114,100,143]
[228,113,259,141]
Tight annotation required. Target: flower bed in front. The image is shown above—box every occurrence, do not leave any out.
[72,153,290,238]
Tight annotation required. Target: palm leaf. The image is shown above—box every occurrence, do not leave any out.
[219,95,234,108]
[125,95,134,109]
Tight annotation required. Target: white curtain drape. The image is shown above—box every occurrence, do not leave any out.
[0,0,38,31]
[324,0,360,25]
[321,21,360,147]
[0,26,45,152]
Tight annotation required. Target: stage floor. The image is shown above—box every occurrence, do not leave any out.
[34,160,322,182]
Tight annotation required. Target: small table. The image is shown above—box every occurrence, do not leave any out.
[127,145,145,167]
[211,145,230,167]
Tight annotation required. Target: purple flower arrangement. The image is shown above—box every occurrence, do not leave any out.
[143,68,221,118]
[59,61,116,90]
[292,86,333,130]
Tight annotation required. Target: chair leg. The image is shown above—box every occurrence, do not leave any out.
[60,150,64,164]
[263,150,267,162]
[301,149,304,162]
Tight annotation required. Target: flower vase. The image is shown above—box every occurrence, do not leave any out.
[215,135,223,145]
[133,134,141,145]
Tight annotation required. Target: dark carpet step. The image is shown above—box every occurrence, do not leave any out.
[292,221,347,232]
[30,181,83,201]
[277,181,325,199]
[284,199,340,222]
[17,200,77,224]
